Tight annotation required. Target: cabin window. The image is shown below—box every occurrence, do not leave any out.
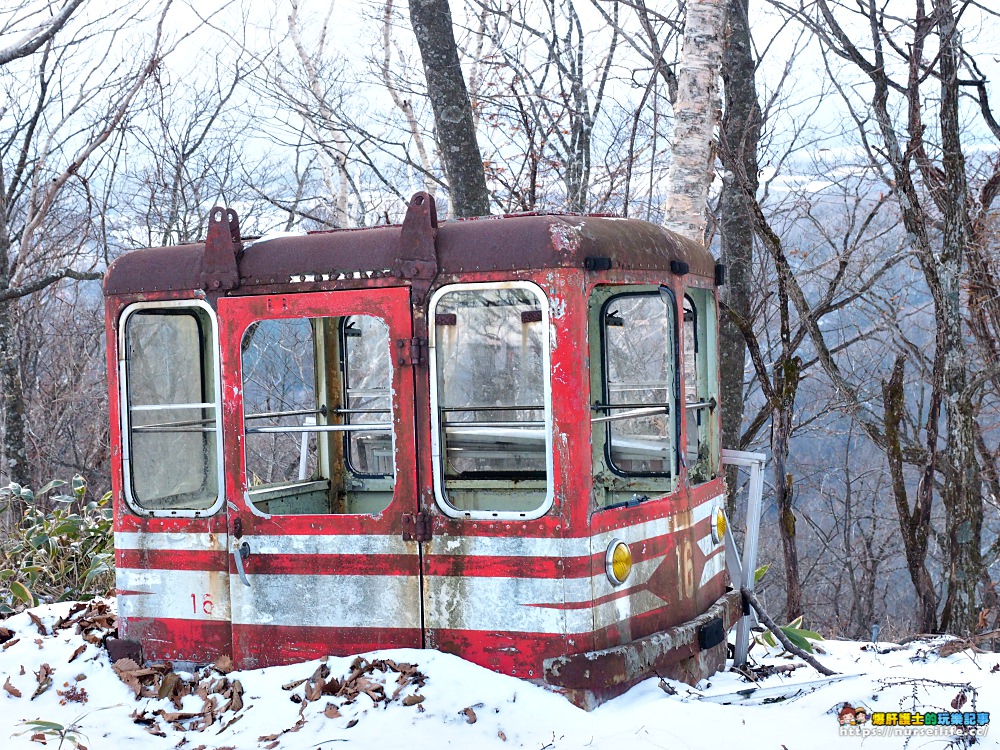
[241,315,394,515]
[121,302,221,513]
[429,282,553,518]
[683,289,719,483]
[591,286,678,506]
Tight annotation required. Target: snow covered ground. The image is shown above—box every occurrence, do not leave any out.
[1,601,998,749]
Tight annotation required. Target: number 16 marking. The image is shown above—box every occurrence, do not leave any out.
[190,593,214,615]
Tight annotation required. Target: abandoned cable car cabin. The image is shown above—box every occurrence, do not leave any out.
[103,192,743,708]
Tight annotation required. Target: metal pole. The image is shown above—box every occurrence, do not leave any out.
[721,449,766,667]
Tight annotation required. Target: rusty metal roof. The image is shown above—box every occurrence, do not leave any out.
[103,194,715,297]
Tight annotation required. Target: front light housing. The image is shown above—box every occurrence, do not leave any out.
[711,506,728,545]
[605,539,632,585]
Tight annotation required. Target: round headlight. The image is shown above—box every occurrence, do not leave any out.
[606,539,632,585]
[711,506,728,545]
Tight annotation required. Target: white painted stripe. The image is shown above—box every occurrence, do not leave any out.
[699,548,726,588]
[117,556,726,637]
[230,574,420,629]
[697,531,719,557]
[117,498,723,560]
[116,531,410,556]
[117,568,231,621]
[250,534,412,556]
[424,575,587,633]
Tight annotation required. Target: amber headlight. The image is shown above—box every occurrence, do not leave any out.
[712,506,728,545]
[605,539,632,586]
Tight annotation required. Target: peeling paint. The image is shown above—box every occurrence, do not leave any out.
[106,206,728,710]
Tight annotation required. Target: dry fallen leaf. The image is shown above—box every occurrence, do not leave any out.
[112,658,142,674]
[323,703,341,718]
[32,663,54,700]
[213,655,234,674]
[68,645,86,663]
[462,706,478,724]
[3,676,21,698]
[402,694,425,706]
[27,612,47,636]
[498,729,507,742]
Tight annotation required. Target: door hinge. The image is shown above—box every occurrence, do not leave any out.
[402,511,432,542]
[395,337,428,366]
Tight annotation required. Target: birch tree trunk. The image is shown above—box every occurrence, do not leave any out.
[662,0,727,242]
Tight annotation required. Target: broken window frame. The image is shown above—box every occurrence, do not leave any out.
[682,288,719,484]
[119,300,224,517]
[428,281,554,520]
[590,285,680,508]
[240,314,396,516]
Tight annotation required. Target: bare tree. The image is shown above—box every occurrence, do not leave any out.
[717,0,759,518]
[0,0,173,487]
[408,0,491,216]
[471,0,620,212]
[761,0,1000,635]
[0,0,84,66]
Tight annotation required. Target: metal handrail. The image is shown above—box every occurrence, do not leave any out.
[247,424,392,434]
[591,406,669,424]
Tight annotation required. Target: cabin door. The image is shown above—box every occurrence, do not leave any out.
[218,287,421,668]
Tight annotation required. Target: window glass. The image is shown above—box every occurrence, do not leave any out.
[683,290,718,483]
[124,307,219,511]
[600,290,677,476]
[241,315,394,515]
[342,316,393,477]
[431,283,551,516]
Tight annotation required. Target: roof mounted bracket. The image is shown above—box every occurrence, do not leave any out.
[201,206,241,292]
[395,192,439,304]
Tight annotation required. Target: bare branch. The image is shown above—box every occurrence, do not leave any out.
[0,0,84,67]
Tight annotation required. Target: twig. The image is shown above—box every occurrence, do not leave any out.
[741,587,838,676]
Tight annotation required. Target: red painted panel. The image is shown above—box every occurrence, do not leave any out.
[116,549,227,572]
[234,625,424,668]
[244,553,420,577]
[218,288,423,666]
[120,617,232,664]
[428,628,569,678]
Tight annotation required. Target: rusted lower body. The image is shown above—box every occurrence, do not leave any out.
[544,589,742,709]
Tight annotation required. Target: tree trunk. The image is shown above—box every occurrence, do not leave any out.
[934,0,982,636]
[881,356,938,632]
[408,0,491,218]
[772,276,803,622]
[0,229,27,487]
[718,0,759,515]
[662,0,727,241]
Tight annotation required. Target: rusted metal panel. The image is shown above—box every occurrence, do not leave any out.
[104,209,714,298]
[200,206,241,291]
[107,293,235,664]
[543,588,743,709]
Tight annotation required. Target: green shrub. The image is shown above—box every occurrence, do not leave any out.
[0,476,114,614]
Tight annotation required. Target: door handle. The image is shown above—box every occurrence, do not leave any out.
[233,541,251,587]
